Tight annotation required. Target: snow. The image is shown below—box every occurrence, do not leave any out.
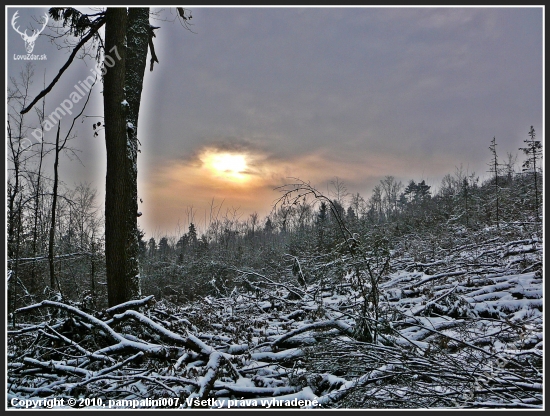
[7,229,542,409]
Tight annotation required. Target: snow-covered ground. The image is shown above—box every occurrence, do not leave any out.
[7,234,543,409]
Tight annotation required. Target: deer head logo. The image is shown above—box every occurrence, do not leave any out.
[11,10,48,54]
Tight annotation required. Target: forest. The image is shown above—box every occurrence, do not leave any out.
[7,7,543,410]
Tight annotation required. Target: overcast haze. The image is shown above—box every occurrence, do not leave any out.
[6,6,543,236]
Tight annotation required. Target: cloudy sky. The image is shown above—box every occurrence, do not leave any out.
[6,6,543,236]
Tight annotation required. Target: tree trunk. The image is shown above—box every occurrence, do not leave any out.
[48,124,61,290]
[31,123,46,293]
[124,7,150,301]
[7,121,21,261]
[104,7,150,306]
[104,8,130,307]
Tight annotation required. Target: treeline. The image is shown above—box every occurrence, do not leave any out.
[136,137,542,303]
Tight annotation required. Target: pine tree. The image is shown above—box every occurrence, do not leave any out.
[148,237,156,257]
[188,223,198,246]
[403,180,417,204]
[417,180,431,202]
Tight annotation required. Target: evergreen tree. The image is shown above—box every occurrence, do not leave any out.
[416,180,431,202]
[158,237,169,259]
[317,201,328,224]
[347,206,356,222]
[147,237,156,257]
[316,202,328,250]
[403,180,417,204]
[188,223,198,246]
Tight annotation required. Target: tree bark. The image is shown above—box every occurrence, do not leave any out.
[104,7,150,306]
[124,7,150,302]
[104,8,130,307]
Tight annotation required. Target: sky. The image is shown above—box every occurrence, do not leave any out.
[6,6,544,237]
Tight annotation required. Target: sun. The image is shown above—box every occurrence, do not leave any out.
[211,153,246,174]
[202,151,249,182]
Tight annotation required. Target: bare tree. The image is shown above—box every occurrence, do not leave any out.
[249,211,259,238]
[488,137,501,228]
[29,72,49,292]
[7,64,36,324]
[48,79,94,293]
[519,126,542,222]
[380,175,403,219]
[329,177,349,207]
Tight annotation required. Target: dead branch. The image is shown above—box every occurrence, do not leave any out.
[20,18,105,114]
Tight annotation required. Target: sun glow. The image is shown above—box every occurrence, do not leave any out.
[202,151,249,182]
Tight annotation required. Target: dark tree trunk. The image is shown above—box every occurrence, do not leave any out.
[31,128,45,293]
[124,7,150,301]
[7,121,20,261]
[48,124,61,290]
[104,8,130,307]
[104,8,150,307]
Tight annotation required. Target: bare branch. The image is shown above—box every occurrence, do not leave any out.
[20,18,105,114]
